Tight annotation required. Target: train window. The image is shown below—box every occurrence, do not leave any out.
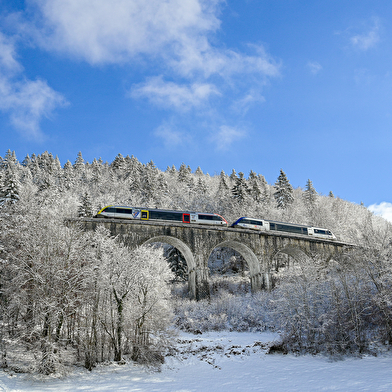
[302,228,308,235]
[241,219,262,225]
[269,223,276,230]
[104,207,116,213]
[115,208,132,214]
[149,210,182,221]
[314,229,327,235]
[276,224,303,234]
[198,214,213,220]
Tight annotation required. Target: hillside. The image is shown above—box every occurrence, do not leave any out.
[0,149,392,375]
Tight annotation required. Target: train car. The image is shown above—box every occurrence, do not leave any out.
[95,205,228,226]
[231,217,336,240]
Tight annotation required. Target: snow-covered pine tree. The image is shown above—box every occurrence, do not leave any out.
[217,170,229,193]
[73,151,85,172]
[178,163,191,183]
[111,153,125,171]
[232,172,249,203]
[274,169,294,209]
[258,174,270,205]
[194,166,203,176]
[140,160,159,206]
[229,169,238,181]
[0,165,20,206]
[248,170,262,202]
[165,246,187,281]
[303,179,317,208]
[78,192,93,217]
[197,177,208,195]
[62,160,75,190]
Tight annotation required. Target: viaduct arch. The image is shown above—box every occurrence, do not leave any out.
[73,218,352,300]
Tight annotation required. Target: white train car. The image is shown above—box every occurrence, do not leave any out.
[231,217,336,240]
[95,205,228,226]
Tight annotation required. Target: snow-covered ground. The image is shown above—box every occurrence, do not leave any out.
[1,331,392,392]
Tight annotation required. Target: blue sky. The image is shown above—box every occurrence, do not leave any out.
[1,0,391,217]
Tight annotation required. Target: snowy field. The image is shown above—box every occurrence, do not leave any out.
[1,331,392,392]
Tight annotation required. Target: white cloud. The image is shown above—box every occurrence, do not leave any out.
[170,42,281,79]
[31,0,222,65]
[350,18,380,51]
[28,0,280,103]
[0,34,23,74]
[307,61,322,75]
[5,0,280,142]
[368,202,392,223]
[210,125,246,150]
[154,121,190,147]
[130,76,220,110]
[0,32,67,140]
[232,89,265,114]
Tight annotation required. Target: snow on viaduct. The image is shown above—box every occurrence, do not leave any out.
[73,218,352,300]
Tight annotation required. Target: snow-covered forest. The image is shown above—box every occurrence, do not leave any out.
[0,149,392,376]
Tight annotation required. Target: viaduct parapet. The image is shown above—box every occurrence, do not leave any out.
[72,218,353,300]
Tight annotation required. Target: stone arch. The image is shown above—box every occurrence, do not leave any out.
[209,240,262,293]
[143,235,197,299]
[271,244,312,261]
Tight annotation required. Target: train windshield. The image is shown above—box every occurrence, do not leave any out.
[242,218,262,226]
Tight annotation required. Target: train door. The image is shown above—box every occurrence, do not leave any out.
[182,213,190,223]
[190,213,197,223]
[141,210,149,220]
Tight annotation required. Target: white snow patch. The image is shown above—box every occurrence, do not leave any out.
[2,331,392,391]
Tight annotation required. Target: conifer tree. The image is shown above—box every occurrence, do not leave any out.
[111,153,126,174]
[248,170,262,202]
[303,179,317,208]
[62,160,75,190]
[217,170,229,193]
[22,154,32,168]
[0,165,20,206]
[178,163,191,183]
[3,150,17,167]
[232,172,249,203]
[166,247,187,281]
[258,174,270,205]
[229,169,238,181]
[78,192,93,217]
[274,169,294,209]
[197,177,208,195]
[140,161,159,205]
[73,151,85,172]
[194,166,203,176]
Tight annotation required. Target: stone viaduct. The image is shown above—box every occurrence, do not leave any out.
[74,217,353,300]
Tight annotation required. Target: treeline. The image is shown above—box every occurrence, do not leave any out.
[0,149,380,244]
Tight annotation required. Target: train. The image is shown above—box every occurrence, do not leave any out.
[231,217,336,240]
[95,205,228,226]
[94,206,336,240]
